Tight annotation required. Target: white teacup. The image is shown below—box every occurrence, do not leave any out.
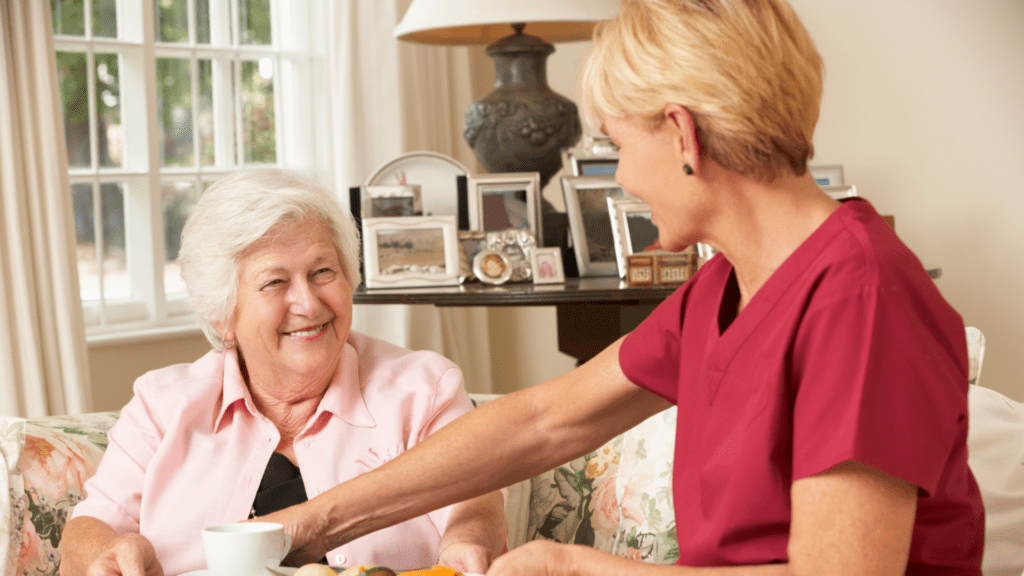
[202,522,292,576]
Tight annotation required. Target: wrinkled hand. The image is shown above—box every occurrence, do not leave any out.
[437,541,493,574]
[249,503,330,567]
[486,541,570,576]
[84,534,163,576]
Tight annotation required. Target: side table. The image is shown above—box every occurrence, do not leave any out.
[353,277,677,364]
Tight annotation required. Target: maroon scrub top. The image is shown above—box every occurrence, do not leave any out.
[620,199,984,573]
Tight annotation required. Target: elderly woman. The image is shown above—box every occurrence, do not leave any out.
[58,169,507,576]
[257,1,985,575]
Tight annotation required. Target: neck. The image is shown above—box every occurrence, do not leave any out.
[701,167,839,311]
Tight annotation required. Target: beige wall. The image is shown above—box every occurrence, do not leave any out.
[87,0,1024,409]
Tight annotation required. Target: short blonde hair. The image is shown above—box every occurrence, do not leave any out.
[581,0,824,181]
[178,168,361,348]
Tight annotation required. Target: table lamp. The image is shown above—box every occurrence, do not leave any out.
[394,0,619,190]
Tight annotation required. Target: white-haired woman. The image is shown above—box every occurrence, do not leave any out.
[59,168,507,576]
[255,1,984,575]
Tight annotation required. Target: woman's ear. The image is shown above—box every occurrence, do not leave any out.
[663,103,701,173]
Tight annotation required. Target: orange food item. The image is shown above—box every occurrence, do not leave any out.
[399,566,464,576]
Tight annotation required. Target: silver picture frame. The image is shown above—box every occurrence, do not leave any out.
[361,184,423,218]
[561,175,635,277]
[362,215,460,289]
[810,164,845,186]
[607,197,658,279]
[466,172,542,247]
[823,184,858,200]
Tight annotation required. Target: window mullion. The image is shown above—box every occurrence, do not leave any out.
[92,179,107,324]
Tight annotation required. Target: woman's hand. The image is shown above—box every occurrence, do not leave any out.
[437,541,492,574]
[485,541,574,576]
[251,502,331,566]
[80,533,162,576]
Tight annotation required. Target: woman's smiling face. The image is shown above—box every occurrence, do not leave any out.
[225,217,352,391]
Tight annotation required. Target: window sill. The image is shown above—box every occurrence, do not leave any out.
[86,322,204,348]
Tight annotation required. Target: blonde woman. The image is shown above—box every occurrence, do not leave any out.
[260,1,984,574]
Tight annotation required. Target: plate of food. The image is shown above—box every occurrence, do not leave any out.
[365,151,470,218]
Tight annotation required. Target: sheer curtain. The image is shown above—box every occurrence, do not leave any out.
[0,0,90,416]
[322,0,493,393]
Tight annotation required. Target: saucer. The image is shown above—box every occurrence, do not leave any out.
[180,568,297,576]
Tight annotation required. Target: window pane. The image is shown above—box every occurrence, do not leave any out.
[57,51,91,168]
[93,0,117,38]
[72,183,99,300]
[240,0,272,45]
[157,58,194,167]
[101,183,128,299]
[96,53,122,168]
[242,59,275,164]
[156,0,189,43]
[196,0,211,44]
[162,181,198,296]
[198,59,214,165]
[51,0,85,36]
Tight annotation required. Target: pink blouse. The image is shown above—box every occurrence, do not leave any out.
[72,331,474,575]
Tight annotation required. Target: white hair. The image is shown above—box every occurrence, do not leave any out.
[178,168,361,348]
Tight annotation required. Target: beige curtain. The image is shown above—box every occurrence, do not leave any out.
[324,0,493,393]
[0,0,91,416]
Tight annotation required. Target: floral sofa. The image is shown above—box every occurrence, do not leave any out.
[2,328,1022,576]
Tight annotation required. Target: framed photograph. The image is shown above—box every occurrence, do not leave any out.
[473,249,513,285]
[362,215,460,289]
[608,197,658,278]
[531,247,565,285]
[485,228,537,283]
[464,172,542,246]
[810,165,845,186]
[823,184,858,200]
[563,150,618,177]
[361,185,422,218]
[561,175,634,277]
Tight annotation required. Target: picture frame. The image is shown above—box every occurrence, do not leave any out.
[810,165,845,186]
[823,184,858,200]
[484,228,537,283]
[607,196,658,278]
[561,175,634,277]
[562,135,619,176]
[531,247,565,284]
[361,185,422,218]
[362,215,460,289]
[463,172,543,246]
[473,249,513,285]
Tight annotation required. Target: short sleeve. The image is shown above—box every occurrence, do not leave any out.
[790,284,968,495]
[619,282,691,405]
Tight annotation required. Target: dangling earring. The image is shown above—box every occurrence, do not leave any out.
[223,339,235,349]
[683,164,694,176]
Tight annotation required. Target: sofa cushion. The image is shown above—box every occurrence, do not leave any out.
[14,413,119,576]
[525,435,624,554]
[967,385,1024,576]
[611,407,678,564]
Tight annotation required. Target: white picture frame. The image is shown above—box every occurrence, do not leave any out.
[607,197,658,278]
[562,135,619,176]
[531,247,565,284]
[810,164,845,186]
[561,175,635,277]
[361,185,422,218]
[362,215,460,289]
[823,184,858,200]
[466,172,542,246]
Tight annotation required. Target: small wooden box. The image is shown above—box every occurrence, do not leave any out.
[626,249,698,287]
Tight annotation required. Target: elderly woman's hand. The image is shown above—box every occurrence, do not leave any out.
[437,541,493,574]
[83,533,163,576]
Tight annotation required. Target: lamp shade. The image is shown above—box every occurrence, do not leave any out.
[394,0,619,45]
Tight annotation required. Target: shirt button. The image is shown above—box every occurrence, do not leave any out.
[334,554,346,566]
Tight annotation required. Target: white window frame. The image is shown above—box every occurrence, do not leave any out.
[54,0,319,343]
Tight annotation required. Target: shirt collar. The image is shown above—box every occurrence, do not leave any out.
[214,340,377,431]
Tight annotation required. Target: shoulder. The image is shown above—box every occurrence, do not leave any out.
[349,331,462,390]
[129,348,226,408]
